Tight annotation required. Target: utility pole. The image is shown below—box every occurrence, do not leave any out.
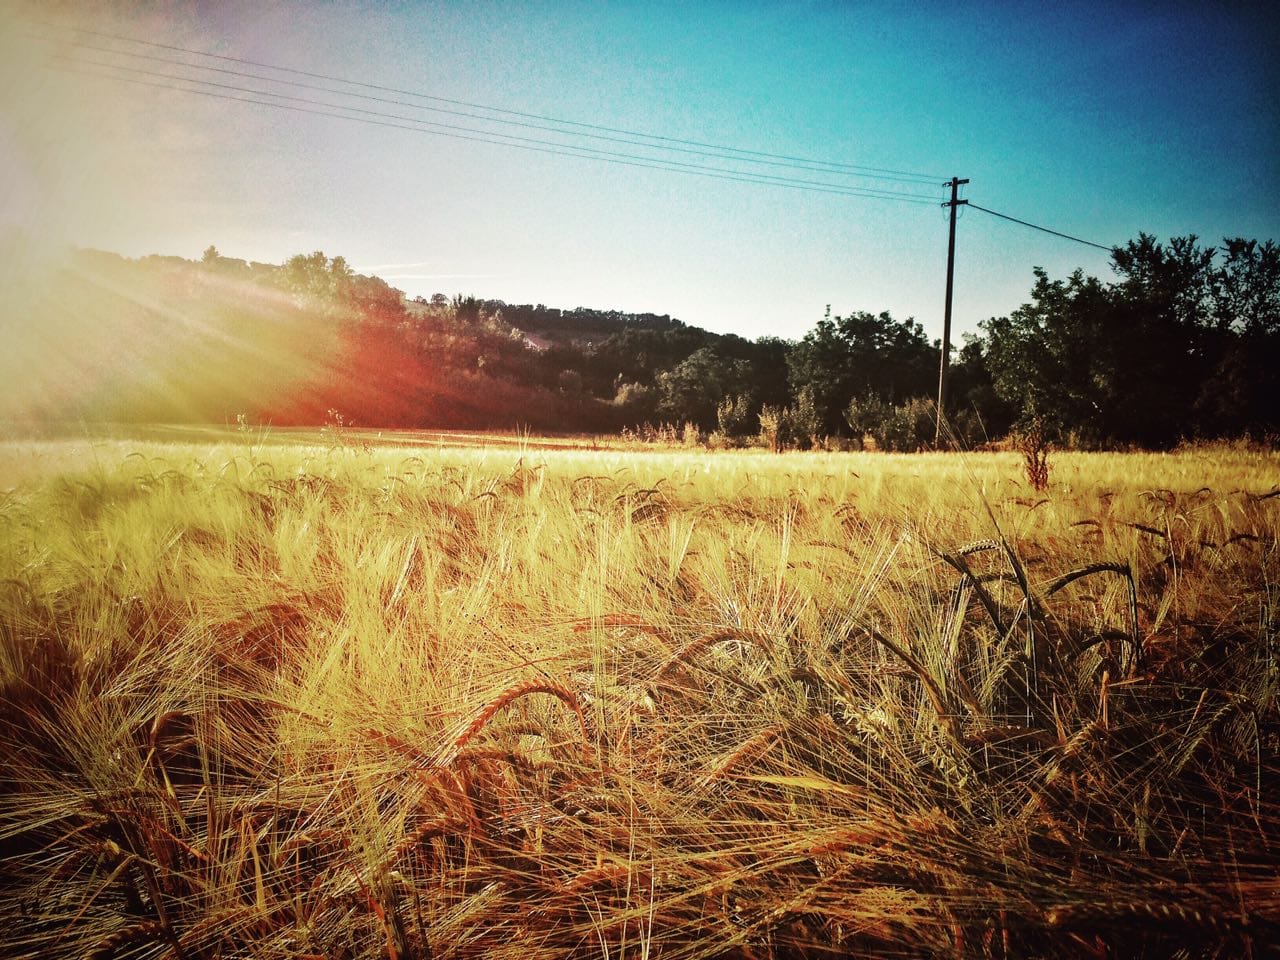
[935,176,968,444]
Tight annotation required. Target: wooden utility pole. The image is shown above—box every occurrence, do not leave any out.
[935,176,968,444]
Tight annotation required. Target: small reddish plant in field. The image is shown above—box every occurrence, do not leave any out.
[1016,416,1052,491]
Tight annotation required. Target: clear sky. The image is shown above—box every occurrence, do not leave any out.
[2,0,1277,343]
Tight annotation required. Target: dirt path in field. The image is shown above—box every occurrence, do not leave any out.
[340,428,614,452]
[0,422,619,453]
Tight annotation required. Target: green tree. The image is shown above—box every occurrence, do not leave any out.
[787,309,935,434]
[981,233,1278,446]
[946,335,1015,444]
[1214,238,1280,336]
[1198,238,1280,434]
[656,347,752,428]
[747,336,794,412]
[981,267,1120,444]
[283,251,354,305]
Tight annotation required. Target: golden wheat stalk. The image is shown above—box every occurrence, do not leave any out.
[434,678,590,766]
[1045,561,1142,672]
[698,725,781,787]
[90,920,167,960]
[375,816,464,876]
[656,628,768,678]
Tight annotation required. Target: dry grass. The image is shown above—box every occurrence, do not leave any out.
[0,434,1277,958]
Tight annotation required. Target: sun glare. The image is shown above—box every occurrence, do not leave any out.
[0,249,346,424]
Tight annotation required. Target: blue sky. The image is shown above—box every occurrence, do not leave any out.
[2,0,1277,342]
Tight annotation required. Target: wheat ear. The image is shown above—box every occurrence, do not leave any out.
[436,678,588,765]
[657,628,767,677]
[698,725,781,786]
[90,921,166,960]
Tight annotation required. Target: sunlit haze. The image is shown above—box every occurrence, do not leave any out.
[2,1,1277,341]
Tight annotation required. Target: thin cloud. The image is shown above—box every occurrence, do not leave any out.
[353,261,436,271]
[379,273,500,280]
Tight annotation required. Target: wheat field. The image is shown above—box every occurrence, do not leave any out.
[1,434,1276,958]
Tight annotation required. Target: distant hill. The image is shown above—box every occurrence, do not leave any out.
[476,301,690,346]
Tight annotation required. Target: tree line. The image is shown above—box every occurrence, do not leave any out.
[271,232,1275,448]
[17,235,1273,447]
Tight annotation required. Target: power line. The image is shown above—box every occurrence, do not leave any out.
[47,61,943,205]
[50,57,940,203]
[27,19,947,184]
[48,54,944,203]
[33,35,944,190]
[968,203,1114,252]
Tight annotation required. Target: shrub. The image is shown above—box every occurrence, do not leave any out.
[845,395,936,452]
[613,382,658,424]
[782,386,824,450]
[716,394,754,438]
[705,429,731,450]
[758,404,783,453]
